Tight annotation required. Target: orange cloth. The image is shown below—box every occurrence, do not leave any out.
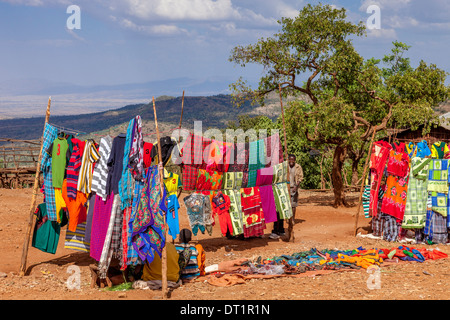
[196,244,206,276]
[62,179,87,232]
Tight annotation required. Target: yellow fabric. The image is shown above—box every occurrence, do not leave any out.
[142,242,180,282]
[164,170,181,196]
[195,244,206,276]
[54,188,67,223]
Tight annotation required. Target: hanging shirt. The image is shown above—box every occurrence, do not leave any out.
[431,141,449,159]
[91,135,113,201]
[77,139,100,195]
[47,137,69,188]
[183,193,212,236]
[143,142,154,168]
[106,134,126,196]
[32,203,66,254]
[164,170,182,196]
[66,138,84,200]
[212,191,233,237]
[240,187,265,238]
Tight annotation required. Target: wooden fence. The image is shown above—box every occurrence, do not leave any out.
[0,138,41,188]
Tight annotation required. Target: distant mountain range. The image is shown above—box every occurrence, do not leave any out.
[0,76,253,119]
[0,93,286,141]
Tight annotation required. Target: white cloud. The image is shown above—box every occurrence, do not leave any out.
[119,18,189,36]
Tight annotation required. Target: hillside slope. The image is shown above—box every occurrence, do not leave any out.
[0,94,278,140]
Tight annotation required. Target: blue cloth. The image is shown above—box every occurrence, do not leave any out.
[167,194,180,240]
[416,140,431,158]
[119,118,134,210]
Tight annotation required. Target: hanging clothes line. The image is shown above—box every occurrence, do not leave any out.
[48,123,87,136]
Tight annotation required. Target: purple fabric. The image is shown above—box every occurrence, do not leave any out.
[256,166,273,186]
[259,186,277,223]
[89,193,114,261]
[256,167,277,223]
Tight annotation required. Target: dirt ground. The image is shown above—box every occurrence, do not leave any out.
[0,187,449,301]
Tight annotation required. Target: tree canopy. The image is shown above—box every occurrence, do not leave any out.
[229,3,450,206]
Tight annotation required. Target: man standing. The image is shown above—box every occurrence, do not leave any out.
[288,154,303,219]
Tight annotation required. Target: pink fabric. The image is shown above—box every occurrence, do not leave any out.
[89,193,114,261]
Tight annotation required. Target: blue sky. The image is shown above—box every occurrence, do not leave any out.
[0,0,449,116]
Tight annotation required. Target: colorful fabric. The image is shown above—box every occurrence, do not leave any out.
[273,182,292,220]
[130,165,167,264]
[64,221,90,252]
[416,140,432,158]
[181,165,199,191]
[183,193,212,236]
[431,141,449,159]
[196,169,223,191]
[362,185,371,218]
[77,139,100,195]
[40,123,58,171]
[89,193,114,262]
[272,161,288,184]
[50,137,69,188]
[175,243,200,280]
[32,203,62,254]
[91,135,113,201]
[223,189,244,236]
[164,170,182,196]
[118,119,135,209]
[427,159,449,193]
[127,179,145,266]
[256,166,277,224]
[167,194,180,240]
[62,179,88,232]
[264,133,283,168]
[41,124,58,221]
[212,192,232,237]
[66,139,83,200]
[240,187,265,238]
[98,194,121,279]
[402,157,431,229]
[228,142,249,172]
[381,174,409,222]
[128,115,145,181]
[369,141,392,217]
[386,149,409,178]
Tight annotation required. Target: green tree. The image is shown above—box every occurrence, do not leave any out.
[229,3,449,207]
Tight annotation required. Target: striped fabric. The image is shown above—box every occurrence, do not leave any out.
[175,243,200,280]
[77,140,100,195]
[64,221,90,252]
[66,139,82,200]
[91,136,113,201]
[362,185,371,218]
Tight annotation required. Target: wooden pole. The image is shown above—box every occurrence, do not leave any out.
[278,85,294,242]
[19,96,51,276]
[178,90,185,129]
[353,129,377,236]
[152,97,169,299]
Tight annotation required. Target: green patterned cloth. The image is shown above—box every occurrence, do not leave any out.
[427,159,449,193]
[223,172,243,190]
[223,189,244,236]
[272,161,288,184]
[273,182,292,219]
[402,157,431,229]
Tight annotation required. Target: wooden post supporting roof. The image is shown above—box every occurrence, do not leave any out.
[19,97,51,276]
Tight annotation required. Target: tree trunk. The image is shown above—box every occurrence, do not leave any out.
[351,157,360,186]
[331,145,348,207]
